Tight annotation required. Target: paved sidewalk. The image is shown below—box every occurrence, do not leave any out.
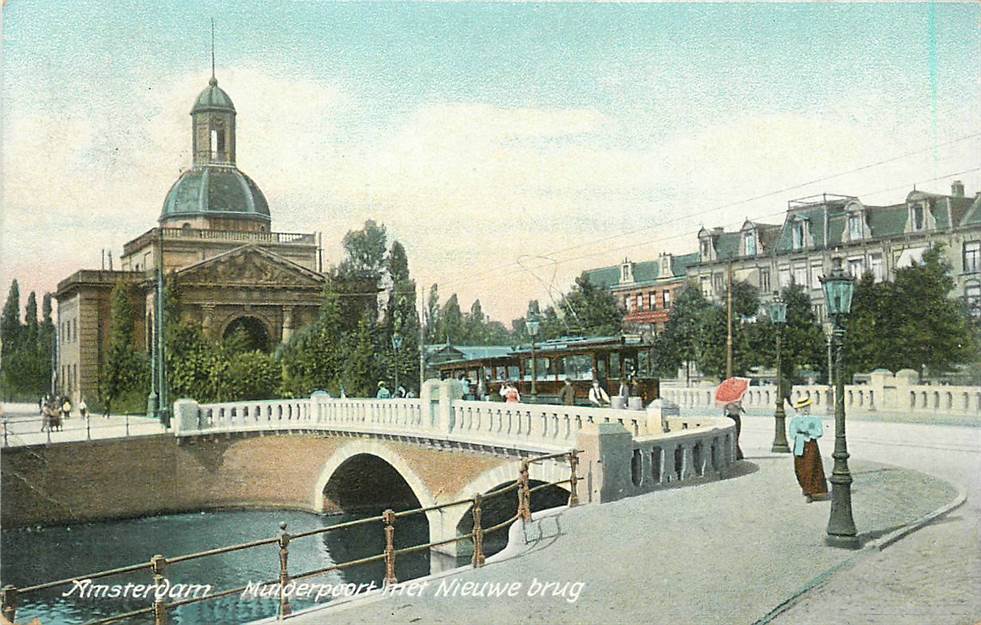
[0,404,166,447]
[283,448,958,624]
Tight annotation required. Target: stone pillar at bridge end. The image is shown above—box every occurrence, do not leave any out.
[576,422,633,504]
[172,399,200,435]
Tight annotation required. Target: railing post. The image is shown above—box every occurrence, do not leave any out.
[150,554,168,625]
[567,451,580,507]
[2,419,7,447]
[86,416,91,441]
[278,521,292,618]
[47,425,52,444]
[518,460,531,521]
[471,493,486,568]
[126,414,130,437]
[1,584,17,623]
[383,509,398,586]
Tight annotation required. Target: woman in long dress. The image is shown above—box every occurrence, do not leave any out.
[788,397,828,502]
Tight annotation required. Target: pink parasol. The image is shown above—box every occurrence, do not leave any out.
[715,377,751,407]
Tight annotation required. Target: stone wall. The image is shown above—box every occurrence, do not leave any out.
[0,433,503,529]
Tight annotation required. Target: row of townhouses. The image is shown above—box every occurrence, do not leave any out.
[585,181,981,334]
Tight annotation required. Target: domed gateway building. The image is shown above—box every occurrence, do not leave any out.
[54,72,326,408]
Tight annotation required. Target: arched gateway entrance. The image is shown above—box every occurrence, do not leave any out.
[222,316,271,352]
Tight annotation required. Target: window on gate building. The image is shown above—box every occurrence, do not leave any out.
[744,231,757,256]
[869,254,884,282]
[966,282,981,318]
[759,268,770,292]
[810,263,823,290]
[791,221,806,250]
[778,267,791,289]
[663,290,672,308]
[848,257,864,278]
[700,276,710,297]
[964,241,980,273]
[650,292,657,310]
[793,264,807,287]
[636,294,643,311]
[848,214,863,240]
[624,295,631,312]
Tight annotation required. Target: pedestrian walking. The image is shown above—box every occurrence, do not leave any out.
[559,377,576,406]
[788,398,829,502]
[723,401,745,460]
[78,398,88,419]
[61,398,72,421]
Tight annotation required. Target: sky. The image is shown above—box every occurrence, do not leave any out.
[1,1,979,324]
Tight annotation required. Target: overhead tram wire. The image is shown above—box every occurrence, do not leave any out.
[447,164,981,298]
[430,131,981,294]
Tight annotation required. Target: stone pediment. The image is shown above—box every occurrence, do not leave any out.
[176,245,324,288]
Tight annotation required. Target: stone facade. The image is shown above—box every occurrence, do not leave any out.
[690,184,981,321]
[54,72,326,406]
[583,252,701,335]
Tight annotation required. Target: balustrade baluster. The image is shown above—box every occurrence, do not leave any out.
[1,584,17,623]
[567,451,580,507]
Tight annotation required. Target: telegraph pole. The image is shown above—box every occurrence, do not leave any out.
[726,262,734,379]
[418,290,426,389]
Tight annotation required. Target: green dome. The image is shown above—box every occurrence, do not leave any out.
[160,166,270,223]
[191,77,236,114]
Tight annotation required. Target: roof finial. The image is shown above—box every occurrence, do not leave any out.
[209,18,217,86]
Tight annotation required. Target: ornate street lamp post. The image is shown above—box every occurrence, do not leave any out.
[820,257,859,549]
[526,315,541,404]
[391,333,403,396]
[769,293,790,453]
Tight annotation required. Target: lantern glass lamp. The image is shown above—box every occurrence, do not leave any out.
[820,257,855,317]
[769,292,788,325]
[526,317,541,338]
[391,333,403,351]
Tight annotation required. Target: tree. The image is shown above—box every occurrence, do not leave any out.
[334,220,388,329]
[425,284,440,343]
[439,294,464,343]
[776,283,826,382]
[341,314,378,397]
[651,284,711,381]
[103,282,149,412]
[888,246,974,376]
[554,273,623,338]
[387,242,420,390]
[1,280,22,392]
[223,351,280,401]
[280,286,345,396]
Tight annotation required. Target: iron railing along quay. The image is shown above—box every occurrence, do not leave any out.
[0,450,582,625]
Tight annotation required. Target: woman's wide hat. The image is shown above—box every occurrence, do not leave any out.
[794,397,813,409]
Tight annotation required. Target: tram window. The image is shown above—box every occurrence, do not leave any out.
[610,353,621,377]
[564,355,592,381]
[638,351,651,375]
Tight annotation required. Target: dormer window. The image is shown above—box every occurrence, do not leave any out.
[620,261,634,284]
[700,239,712,260]
[848,214,863,240]
[912,204,925,231]
[744,230,757,256]
[791,220,807,250]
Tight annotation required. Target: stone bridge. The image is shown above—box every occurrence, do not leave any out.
[168,379,738,557]
[2,380,737,563]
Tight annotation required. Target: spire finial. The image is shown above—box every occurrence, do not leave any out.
[209,18,217,86]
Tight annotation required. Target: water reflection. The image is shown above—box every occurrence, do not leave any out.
[1,509,431,625]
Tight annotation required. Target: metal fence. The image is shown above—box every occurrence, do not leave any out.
[0,450,581,625]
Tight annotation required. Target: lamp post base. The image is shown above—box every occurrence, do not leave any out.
[771,404,791,453]
[824,533,861,550]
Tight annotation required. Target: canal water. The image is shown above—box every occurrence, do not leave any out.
[0,509,435,625]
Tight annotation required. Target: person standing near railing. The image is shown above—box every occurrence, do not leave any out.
[559,377,576,406]
[723,401,745,460]
[376,381,392,399]
[588,379,610,407]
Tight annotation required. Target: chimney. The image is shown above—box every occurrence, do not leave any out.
[951,180,965,197]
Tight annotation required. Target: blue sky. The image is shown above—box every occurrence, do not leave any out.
[2,2,979,320]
